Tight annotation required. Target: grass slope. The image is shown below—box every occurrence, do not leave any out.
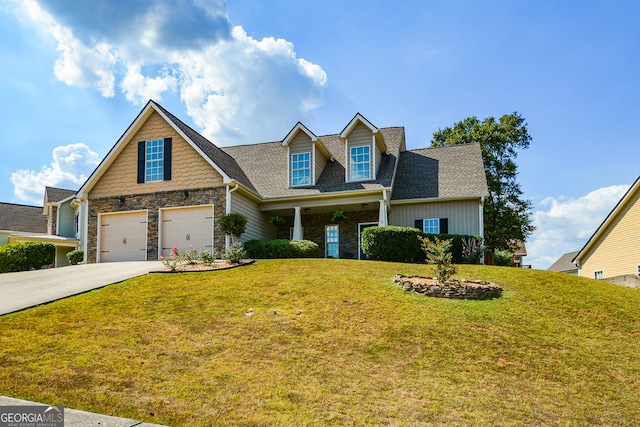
[1,259,639,426]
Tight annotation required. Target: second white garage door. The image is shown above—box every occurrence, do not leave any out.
[160,205,214,258]
[99,211,148,262]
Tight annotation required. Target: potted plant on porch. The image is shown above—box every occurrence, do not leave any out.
[269,215,285,226]
[331,210,346,222]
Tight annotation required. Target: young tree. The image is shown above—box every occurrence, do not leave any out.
[218,212,248,245]
[431,112,535,252]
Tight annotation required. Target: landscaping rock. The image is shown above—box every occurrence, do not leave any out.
[393,274,502,299]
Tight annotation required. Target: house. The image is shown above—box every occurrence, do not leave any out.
[547,251,579,275]
[62,100,488,263]
[0,187,80,267]
[573,176,640,287]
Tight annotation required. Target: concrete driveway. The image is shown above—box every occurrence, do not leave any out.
[0,261,163,315]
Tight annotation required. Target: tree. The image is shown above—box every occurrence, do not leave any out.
[218,212,248,245]
[431,112,535,252]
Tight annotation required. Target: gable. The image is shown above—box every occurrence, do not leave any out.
[90,110,224,198]
[576,178,640,276]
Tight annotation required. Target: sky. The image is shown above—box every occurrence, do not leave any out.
[1,0,638,269]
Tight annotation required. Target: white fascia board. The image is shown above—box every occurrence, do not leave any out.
[259,188,391,211]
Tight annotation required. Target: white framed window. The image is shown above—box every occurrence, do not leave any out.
[594,270,604,280]
[326,224,339,258]
[145,138,164,182]
[291,152,311,186]
[423,218,440,234]
[350,145,371,181]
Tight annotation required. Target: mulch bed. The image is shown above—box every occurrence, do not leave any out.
[153,259,255,273]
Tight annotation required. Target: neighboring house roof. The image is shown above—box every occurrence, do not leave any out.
[573,175,640,266]
[44,186,76,203]
[548,251,580,272]
[223,127,405,199]
[0,202,47,233]
[391,143,489,201]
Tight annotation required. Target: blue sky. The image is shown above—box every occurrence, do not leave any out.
[1,0,638,269]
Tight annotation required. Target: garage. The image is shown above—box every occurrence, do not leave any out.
[159,205,214,258]
[99,211,148,262]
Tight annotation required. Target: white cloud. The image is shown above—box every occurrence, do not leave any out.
[526,185,631,270]
[13,0,327,145]
[11,143,100,205]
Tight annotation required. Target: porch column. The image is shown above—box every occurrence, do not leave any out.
[378,200,388,226]
[292,207,303,240]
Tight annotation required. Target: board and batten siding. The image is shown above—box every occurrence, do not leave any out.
[230,191,276,242]
[389,200,482,236]
[346,123,379,180]
[90,111,224,198]
[289,132,313,186]
[579,187,640,279]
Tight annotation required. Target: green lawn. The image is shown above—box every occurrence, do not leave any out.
[1,259,639,426]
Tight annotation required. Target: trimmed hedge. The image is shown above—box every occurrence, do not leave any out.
[0,242,56,273]
[245,239,319,259]
[67,250,84,265]
[361,226,480,264]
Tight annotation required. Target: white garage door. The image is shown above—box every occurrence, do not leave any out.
[160,205,214,258]
[99,211,148,262]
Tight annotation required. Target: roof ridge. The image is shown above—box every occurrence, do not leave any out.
[0,201,43,209]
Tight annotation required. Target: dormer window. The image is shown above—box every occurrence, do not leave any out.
[350,145,371,181]
[291,152,311,186]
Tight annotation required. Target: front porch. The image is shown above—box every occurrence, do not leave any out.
[268,203,385,259]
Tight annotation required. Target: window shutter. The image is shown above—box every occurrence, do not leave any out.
[164,137,172,181]
[439,218,449,234]
[137,141,145,183]
[414,219,423,231]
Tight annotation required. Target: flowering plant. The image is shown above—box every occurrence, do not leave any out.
[461,237,485,264]
[160,245,220,271]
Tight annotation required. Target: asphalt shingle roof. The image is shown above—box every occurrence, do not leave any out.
[547,251,580,272]
[391,143,488,200]
[0,203,47,233]
[223,127,405,198]
[45,186,77,203]
[153,102,256,192]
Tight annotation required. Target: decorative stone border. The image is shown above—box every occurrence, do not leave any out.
[394,274,502,299]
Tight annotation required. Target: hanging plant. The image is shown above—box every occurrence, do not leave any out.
[270,215,285,226]
[331,210,346,222]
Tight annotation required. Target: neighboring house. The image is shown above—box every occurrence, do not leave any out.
[513,241,529,268]
[573,176,640,287]
[0,202,47,245]
[72,100,488,263]
[0,187,80,267]
[548,251,579,275]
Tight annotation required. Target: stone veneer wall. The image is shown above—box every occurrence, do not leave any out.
[47,205,57,235]
[275,210,379,259]
[87,186,227,263]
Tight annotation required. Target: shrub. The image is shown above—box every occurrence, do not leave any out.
[224,242,246,264]
[420,235,457,282]
[361,226,482,264]
[289,240,320,258]
[244,239,319,259]
[67,250,84,265]
[494,250,514,266]
[0,242,55,273]
[361,226,423,262]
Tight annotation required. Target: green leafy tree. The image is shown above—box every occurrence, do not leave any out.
[218,212,248,245]
[431,112,535,252]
